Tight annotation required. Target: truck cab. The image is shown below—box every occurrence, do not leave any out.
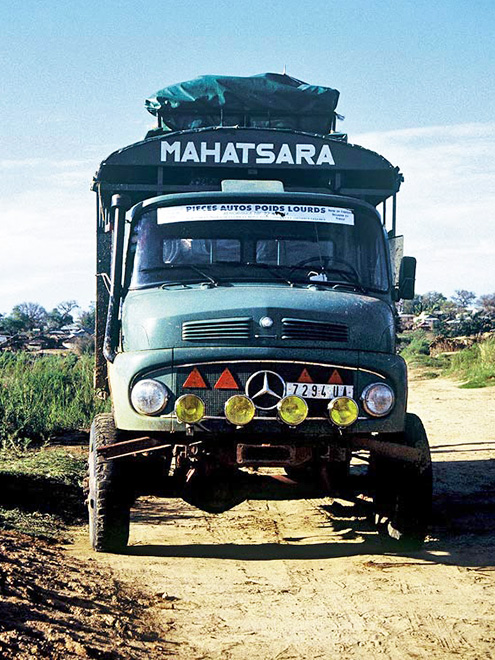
[88,74,431,552]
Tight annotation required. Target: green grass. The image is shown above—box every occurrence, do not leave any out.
[0,507,71,540]
[0,351,108,445]
[0,445,87,540]
[399,330,450,375]
[0,445,87,484]
[399,330,431,360]
[446,336,495,388]
[401,330,495,388]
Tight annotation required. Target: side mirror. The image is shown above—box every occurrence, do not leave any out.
[388,235,404,286]
[398,256,416,300]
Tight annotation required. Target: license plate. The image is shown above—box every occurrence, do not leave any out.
[286,382,354,399]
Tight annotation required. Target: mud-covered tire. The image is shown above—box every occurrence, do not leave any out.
[372,413,432,549]
[88,413,132,553]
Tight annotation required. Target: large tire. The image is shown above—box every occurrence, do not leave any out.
[372,413,432,549]
[88,413,132,553]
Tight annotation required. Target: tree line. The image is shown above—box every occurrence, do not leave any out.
[402,290,495,336]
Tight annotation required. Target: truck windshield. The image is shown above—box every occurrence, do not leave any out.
[128,206,389,292]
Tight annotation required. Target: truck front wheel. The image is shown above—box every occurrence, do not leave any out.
[88,413,132,553]
[372,413,432,549]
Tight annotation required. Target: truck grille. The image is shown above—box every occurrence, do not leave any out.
[182,317,251,341]
[176,360,355,419]
[281,318,348,342]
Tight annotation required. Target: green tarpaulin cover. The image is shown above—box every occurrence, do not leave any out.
[145,73,340,135]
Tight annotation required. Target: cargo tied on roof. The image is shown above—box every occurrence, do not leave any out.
[145,72,341,135]
[93,74,401,212]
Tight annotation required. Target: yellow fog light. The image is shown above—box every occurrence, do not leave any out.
[175,394,205,424]
[328,397,359,427]
[225,395,255,426]
[277,395,308,426]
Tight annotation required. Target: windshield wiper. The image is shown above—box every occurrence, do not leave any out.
[186,261,294,285]
[139,264,217,286]
[243,263,293,285]
[307,279,368,294]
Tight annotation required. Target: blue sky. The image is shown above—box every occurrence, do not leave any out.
[1,0,494,313]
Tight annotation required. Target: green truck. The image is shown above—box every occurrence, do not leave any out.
[88,73,432,552]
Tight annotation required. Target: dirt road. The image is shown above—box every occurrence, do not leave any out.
[70,374,495,659]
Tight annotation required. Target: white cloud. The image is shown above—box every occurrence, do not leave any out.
[354,122,495,297]
[1,165,96,314]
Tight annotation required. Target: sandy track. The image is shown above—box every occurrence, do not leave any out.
[69,373,495,659]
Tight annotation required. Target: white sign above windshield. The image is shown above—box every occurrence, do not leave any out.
[157,204,354,226]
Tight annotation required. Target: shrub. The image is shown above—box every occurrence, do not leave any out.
[399,330,451,375]
[400,330,431,359]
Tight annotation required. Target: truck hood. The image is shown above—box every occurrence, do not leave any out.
[121,284,395,353]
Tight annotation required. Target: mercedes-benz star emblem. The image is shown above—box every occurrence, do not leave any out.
[245,370,286,410]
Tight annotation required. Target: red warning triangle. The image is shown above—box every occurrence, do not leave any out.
[297,368,313,383]
[328,369,344,385]
[183,368,207,389]
[214,368,239,390]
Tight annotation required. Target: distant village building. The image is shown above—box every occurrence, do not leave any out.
[413,312,440,331]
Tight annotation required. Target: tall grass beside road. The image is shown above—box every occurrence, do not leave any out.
[0,352,98,536]
[401,331,495,388]
[0,352,107,445]
[447,336,495,388]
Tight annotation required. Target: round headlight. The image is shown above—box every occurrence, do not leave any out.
[277,395,308,426]
[361,383,395,417]
[328,397,359,427]
[131,379,168,415]
[225,395,255,426]
[175,394,205,424]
